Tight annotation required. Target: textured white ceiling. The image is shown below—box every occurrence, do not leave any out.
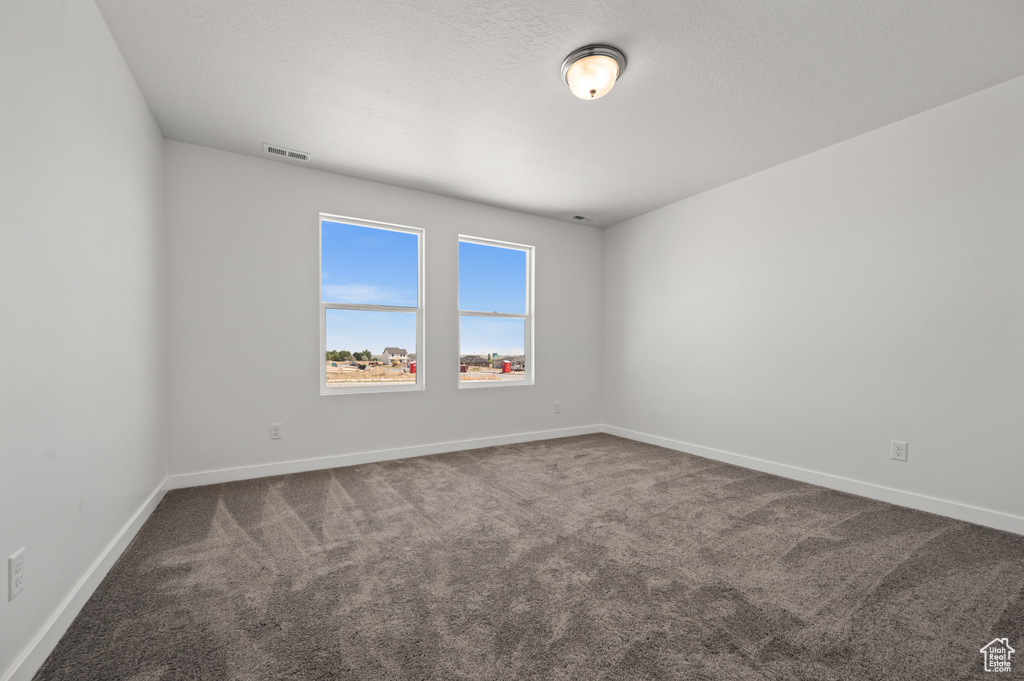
[94,0,1024,228]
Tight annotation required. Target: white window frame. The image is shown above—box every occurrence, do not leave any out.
[320,213,425,395]
[457,235,534,389]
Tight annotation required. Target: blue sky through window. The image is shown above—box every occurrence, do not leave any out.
[321,220,418,306]
[325,309,416,356]
[459,242,526,314]
[321,224,529,359]
[460,316,525,356]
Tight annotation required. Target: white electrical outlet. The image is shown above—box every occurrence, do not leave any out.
[554,402,561,414]
[9,548,25,601]
[891,440,908,462]
[270,423,282,440]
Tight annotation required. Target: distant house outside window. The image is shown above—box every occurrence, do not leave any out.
[458,236,534,388]
[320,214,424,394]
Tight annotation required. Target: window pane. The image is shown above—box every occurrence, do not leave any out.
[459,241,526,314]
[322,220,418,306]
[325,309,416,387]
[459,316,525,383]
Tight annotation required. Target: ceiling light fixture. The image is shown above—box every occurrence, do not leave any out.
[561,44,626,100]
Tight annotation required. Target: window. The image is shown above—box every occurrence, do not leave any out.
[458,237,533,387]
[320,215,424,394]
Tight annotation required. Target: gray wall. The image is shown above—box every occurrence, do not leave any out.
[164,141,604,479]
[0,0,167,675]
[604,75,1024,526]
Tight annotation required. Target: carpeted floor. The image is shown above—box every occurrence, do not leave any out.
[36,434,1024,680]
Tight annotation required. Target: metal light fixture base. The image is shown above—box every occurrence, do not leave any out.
[560,44,627,85]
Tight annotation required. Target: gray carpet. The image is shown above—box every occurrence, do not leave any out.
[36,434,1024,680]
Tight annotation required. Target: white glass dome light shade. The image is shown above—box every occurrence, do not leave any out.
[561,45,626,100]
[566,55,619,99]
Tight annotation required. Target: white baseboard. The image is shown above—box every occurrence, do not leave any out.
[2,480,168,681]
[602,425,1024,536]
[165,424,604,490]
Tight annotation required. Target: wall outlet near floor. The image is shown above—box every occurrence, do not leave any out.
[554,401,561,414]
[890,440,908,462]
[9,548,25,601]
[270,423,282,440]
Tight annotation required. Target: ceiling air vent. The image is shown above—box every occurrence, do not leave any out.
[263,143,310,162]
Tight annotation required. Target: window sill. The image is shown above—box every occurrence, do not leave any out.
[458,379,534,389]
[321,382,424,396]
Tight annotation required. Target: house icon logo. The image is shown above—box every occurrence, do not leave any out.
[980,638,1014,672]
